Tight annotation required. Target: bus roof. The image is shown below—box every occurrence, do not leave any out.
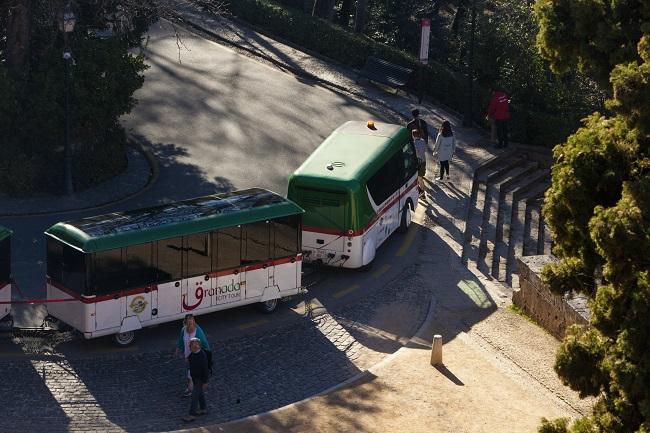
[0,226,11,241]
[45,188,304,252]
[289,121,409,191]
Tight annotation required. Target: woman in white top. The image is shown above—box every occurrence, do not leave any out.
[432,120,456,180]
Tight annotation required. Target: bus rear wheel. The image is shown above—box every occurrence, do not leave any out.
[256,298,278,314]
[398,202,412,233]
[113,331,136,347]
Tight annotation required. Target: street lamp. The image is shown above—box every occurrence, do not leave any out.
[59,4,76,195]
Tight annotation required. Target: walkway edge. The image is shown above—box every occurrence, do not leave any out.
[0,135,159,217]
[172,294,438,433]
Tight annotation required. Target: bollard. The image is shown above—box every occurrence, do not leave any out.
[430,334,443,366]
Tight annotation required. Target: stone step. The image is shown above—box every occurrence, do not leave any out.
[461,150,518,265]
[490,161,540,280]
[523,200,542,256]
[477,160,538,278]
[505,172,550,287]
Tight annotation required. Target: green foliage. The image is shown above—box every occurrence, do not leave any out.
[0,2,155,196]
[216,0,603,147]
[219,0,463,110]
[536,1,650,432]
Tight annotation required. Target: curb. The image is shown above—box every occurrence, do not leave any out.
[172,294,438,433]
[0,135,159,218]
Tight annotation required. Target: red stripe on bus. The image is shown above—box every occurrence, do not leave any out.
[47,254,302,304]
[303,180,418,237]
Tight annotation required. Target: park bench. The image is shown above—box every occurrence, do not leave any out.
[357,56,414,94]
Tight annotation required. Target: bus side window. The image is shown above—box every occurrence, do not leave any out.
[93,248,124,295]
[367,152,403,205]
[184,233,211,278]
[242,221,270,265]
[401,141,418,181]
[215,227,241,271]
[273,216,299,259]
[124,243,155,288]
[156,237,183,282]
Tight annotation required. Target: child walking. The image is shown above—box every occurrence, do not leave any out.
[412,129,427,196]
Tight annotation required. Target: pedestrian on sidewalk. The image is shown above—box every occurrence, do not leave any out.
[407,109,429,144]
[182,338,210,422]
[432,120,456,181]
[174,314,210,397]
[412,129,427,195]
[487,88,510,148]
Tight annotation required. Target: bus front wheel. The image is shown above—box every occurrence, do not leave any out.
[256,298,278,314]
[398,202,412,233]
[113,331,136,347]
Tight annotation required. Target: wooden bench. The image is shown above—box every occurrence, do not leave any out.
[357,56,414,94]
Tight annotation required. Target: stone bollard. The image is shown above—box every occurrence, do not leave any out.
[430,334,443,366]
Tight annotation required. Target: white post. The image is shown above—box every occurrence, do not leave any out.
[430,334,443,366]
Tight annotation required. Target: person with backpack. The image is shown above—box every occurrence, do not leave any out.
[174,314,211,397]
[182,338,210,422]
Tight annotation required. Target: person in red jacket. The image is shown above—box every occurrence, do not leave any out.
[487,88,510,148]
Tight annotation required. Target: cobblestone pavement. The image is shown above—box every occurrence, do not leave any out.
[0,253,431,433]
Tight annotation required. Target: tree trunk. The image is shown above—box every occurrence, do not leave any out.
[315,0,335,20]
[338,0,354,27]
[6,0,32,79]
[354,0,368,34]
[451,0,466,35]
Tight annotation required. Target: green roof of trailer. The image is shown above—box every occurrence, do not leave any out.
[0,226,12,241]
[45,188,303,252]
[289,121,409,191]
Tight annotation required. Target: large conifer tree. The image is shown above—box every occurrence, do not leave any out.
[534,1,650,432]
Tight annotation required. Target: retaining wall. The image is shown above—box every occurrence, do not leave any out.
[513,255,590,340]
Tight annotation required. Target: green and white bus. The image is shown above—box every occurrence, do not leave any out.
[288,121,419,269]
[45,188,303,346]
[0,226,11,322]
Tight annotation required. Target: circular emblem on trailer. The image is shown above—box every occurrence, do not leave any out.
[129,296,148,314]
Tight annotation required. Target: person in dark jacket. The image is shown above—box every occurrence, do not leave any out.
[407,109,429,144]
[183,338,209,422]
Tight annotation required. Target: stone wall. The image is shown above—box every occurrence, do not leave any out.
[513,255,590,340]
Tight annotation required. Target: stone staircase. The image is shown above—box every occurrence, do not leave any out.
[462,146,553,289]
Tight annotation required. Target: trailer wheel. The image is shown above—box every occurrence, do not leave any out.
[113,331,136,347]
[256,298,278,314]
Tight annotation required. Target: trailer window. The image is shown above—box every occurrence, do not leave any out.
[0,237,10,283]
[242,221,270,265]
[62,245,88,294]
[46,237,63,283]
[273,216,300,259]
[185,233,211,277]
[156,237,183,282]
[215,227,241,271]
[125,243,156,288]
[93,249,123,294]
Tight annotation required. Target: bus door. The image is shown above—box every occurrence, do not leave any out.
[182,233,213,312]
[241,221,272,300]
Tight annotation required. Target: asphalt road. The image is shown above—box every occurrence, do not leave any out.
[0,20,399,302]
[0,20,428,432]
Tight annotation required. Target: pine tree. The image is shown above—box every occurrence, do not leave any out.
[534,1,650,432]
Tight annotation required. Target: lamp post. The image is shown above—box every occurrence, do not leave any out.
[60,5,76,196]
